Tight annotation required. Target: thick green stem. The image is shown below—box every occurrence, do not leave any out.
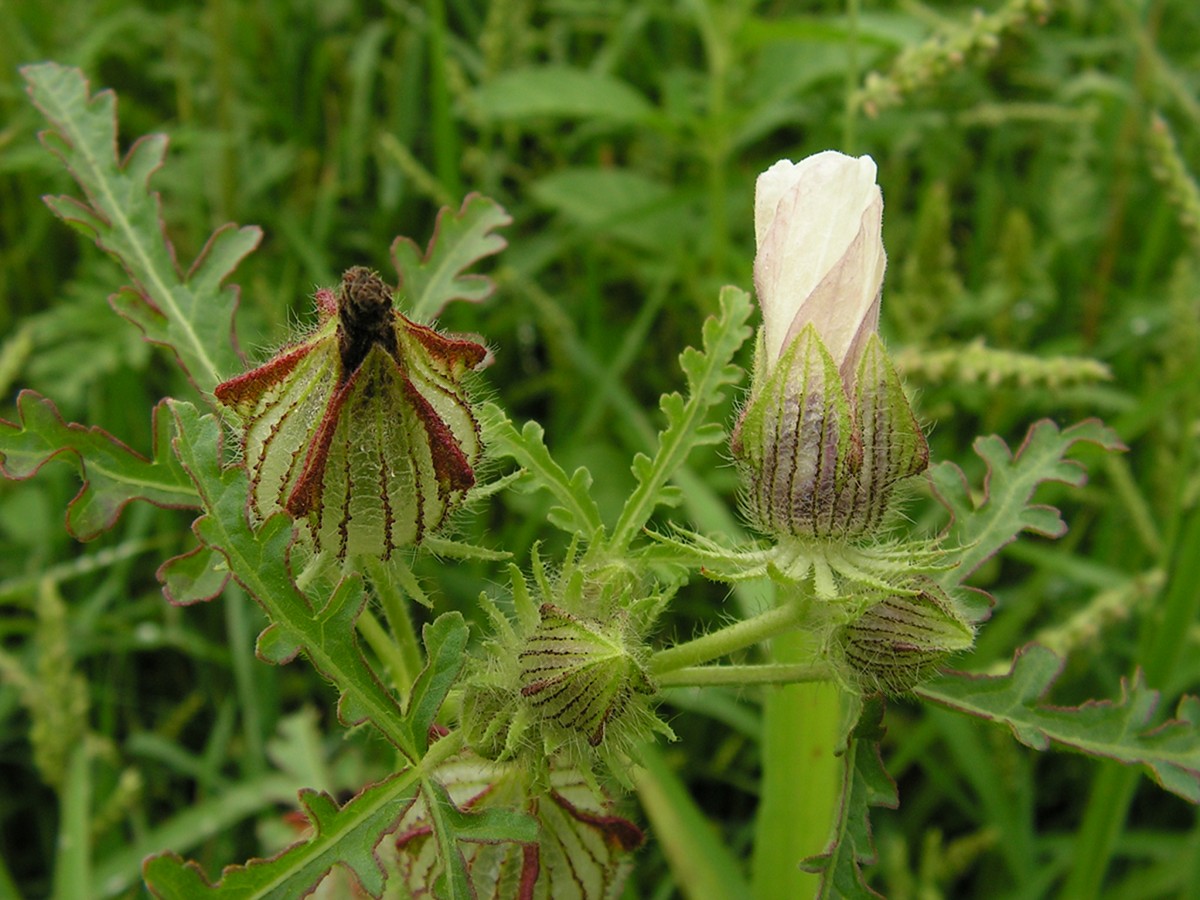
[752,631,843,898]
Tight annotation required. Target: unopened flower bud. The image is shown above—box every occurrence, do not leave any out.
[733,152,927,539]
[836,578,974,693]
[215,267,488,559]
[518,604,654,748]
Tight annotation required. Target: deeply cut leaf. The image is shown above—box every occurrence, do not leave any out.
[23,62,260,393]
[167,400,415,756]
[919,644,1200,803]
[391,193,512,322]
[930,418,1124,596]
[143,771,422,899]
[482,405,604,539]
[609,285,753,550]
[0,390,198,540]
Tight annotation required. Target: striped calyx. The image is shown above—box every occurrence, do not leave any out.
[518,604,653,748]
[836,577,974,693]
[214,267,487,559]
[732,326,927,539]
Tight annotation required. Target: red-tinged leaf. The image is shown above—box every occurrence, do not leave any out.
[919,644,1200,803]
[157,545,229,605]
[143,773,422,899]
[929,419,1125,614]
[0,390,198,540]
[391,193,512,321]
[22,63,260,394]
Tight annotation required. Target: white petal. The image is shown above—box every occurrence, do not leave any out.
[753,151,883,369]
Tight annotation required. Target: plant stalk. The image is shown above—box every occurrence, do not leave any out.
[752,626,843,898]
[650,599,809,675]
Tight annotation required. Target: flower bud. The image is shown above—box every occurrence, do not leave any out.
[733,152,927,539]
[835,578,974,693]
[518,604,654,748]
[215,267,487,559]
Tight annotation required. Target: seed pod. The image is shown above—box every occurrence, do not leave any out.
[215,267,487,559]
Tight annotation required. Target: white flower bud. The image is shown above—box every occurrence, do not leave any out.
[754,152,886,384]
[734,152,927,539]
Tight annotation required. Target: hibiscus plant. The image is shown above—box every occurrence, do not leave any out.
[3,62,1198,900]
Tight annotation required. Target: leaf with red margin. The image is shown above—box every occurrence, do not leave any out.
[157,546,229,606]
[928,419,1125,617]
[22,62,260,394]
[392,193,512,321]
[0,390,199,540]
[143,772,422,899]
[167,400,417,757]
[802,697,897,900]
[918,644,1200,803]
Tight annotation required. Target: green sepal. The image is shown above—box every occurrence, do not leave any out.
[519,604,654,748]
[735,324,857,538]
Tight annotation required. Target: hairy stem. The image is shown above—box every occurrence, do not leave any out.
[753,593,843,899]
[657,662,832,688]
[364,558,424,697]
[649,599,810,675]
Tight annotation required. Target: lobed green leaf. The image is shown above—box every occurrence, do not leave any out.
[608,285,753,552]
[0,390,198,540]
[391,193,512,322]
[23,62,260,394]
[405,613,470,754]
[481,404,605,538]
[918,644,1200,803]
[167,400,415,756]
[930,419,1125,597]
[142,772,422,899]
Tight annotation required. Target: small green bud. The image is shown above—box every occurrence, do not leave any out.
[835,577,974,693]
[518,603,654,748]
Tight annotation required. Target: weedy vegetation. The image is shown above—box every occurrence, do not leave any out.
[1,1,1199,898]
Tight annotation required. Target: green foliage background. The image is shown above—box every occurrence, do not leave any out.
[1,0,1199,897]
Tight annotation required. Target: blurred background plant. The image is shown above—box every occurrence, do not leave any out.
[1,0,1198,896]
